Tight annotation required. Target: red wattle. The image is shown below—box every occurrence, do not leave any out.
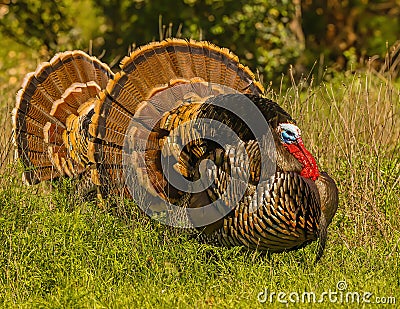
[283,138,320,181]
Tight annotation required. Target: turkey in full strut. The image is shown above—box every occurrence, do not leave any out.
[13,39,338,261]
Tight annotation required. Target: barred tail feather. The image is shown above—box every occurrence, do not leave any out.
[13,51,113,184]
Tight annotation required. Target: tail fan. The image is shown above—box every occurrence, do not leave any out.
[88,38,264,201]
[12,51,114,185]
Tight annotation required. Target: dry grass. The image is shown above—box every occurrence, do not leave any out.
[269,55,400,252]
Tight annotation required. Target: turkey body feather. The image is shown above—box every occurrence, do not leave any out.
[12,39,338,261]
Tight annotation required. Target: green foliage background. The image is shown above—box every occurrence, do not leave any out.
[1,0,399,83]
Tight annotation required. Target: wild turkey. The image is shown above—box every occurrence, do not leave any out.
[13,39,338,261]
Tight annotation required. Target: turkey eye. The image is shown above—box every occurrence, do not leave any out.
[281,130,297,143]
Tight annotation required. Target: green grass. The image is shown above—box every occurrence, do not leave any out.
[0,168,398,308]
[0,43,399,307]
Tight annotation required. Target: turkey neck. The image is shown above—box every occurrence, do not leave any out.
[283,139,320,181]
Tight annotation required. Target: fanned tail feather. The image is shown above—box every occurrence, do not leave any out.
[13,51,113,185]
[88,38,264,198]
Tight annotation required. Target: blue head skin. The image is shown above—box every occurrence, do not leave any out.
[278,123,301,144]
[277,122,320,181]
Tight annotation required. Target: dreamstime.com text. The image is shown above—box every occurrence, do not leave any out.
[257,281,396,304]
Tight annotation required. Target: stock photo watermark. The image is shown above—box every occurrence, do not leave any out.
[257,281,396,305]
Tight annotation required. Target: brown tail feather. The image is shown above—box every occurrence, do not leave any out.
[13,51,113,185]
[119,38,264,96]
[87,39,264,201]
[14,39,264,197]
[89,39,264,145]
